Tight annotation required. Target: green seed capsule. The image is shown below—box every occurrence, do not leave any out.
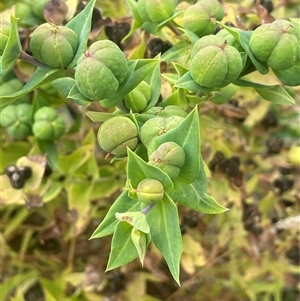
[30,23,79,68]
[136,178,164,204]
[32,107,66,140]
[97,116,138,157]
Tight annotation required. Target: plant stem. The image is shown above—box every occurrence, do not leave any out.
[141,203,156,215]
[167,21,182,37]
[19,51,51,69]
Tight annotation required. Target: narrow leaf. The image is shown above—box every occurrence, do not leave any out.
[67,84,92,106]
[90,191,140,239]
[0,15,22,75]
[0,68,65,109]
[234,79,295,105]
[175,71,212,93]
[131,228,148,266]
[170,159,228,214]
[66,0,96,67]
[147,194,182,285]
[115,211,150,233]
[106,221,138,271]
[37,139,58,170]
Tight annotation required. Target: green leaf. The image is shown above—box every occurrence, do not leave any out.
[161,41,191,64]
[65,0,96,68]
[58,144,93,176]
[126,149,174,193]
[0,15,22,76]
[290,18,300,39]
[144,61,162,110]
[273,60,300,87]
[67,84,93,106]
[172,62,189,78]
[115,211,150,233]
[122,0,144,42]
[131,228,149,266]
[86,111,129,123]
[106,221,139,271]
[175,71,212,94]
[90,191,140,239]
[68,180,93,234]
[234,79,295,105]
[148,107,201,184]
[37,139,58,170]
[100,59,159,108]
[0,67,65,109]
[51,77,76,97]
[208,84,239,104]
[170,158,228,214]
[219,24,269,75]
[147,194,182,285]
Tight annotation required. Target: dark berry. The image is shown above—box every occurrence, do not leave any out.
[5,165,18,178]
[259,0,274,13]
[266,137,284,154]
[273,178,294,194]
[18,166,32,180]
[10,171,26,189]
[146,38,171,58]
[261,111,278,128]
[105,22,131,48]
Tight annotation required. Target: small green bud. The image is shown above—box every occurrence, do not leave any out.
[97,116,138,157]
[30,23,79,68]
[0,21,10,55]
[190,35,243,88]
[136,178,164,204]
[124,81,151,113]
[0,103,32,140]
[249,20,299,70]
[183,0,224,37]
[75,40,128,101]
[32,107,66,140]
[148,142,186,179]
[137,0,177,23]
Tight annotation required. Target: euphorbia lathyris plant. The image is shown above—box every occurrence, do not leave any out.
[0,0,298,285]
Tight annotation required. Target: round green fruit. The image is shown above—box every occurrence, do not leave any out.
[137,0,177,23]
[136,178,164,204]
[0,103,32,140]
[183,0,224,37]
[140,116,184,147]
[124,81,151,113]
[32,106,66,140]
[149,142,186,179]
[249,20,299,71]
[97,116,138,157]
[190,35,243,88]
[75,40,128,101]
[30,23,79,68]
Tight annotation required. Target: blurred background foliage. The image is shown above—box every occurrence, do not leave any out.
[0,0,299,300]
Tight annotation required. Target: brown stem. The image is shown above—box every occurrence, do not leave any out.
[166,21,182,37]
[19,51,51,70]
